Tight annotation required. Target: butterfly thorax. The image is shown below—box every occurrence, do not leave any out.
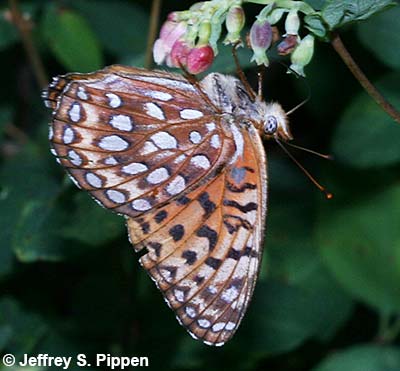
[200,73,292,142]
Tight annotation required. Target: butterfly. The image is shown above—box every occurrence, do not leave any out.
[43,65,292,346]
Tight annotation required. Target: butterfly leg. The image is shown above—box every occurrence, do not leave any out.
[231,43,256,101]
[257,65,265,100]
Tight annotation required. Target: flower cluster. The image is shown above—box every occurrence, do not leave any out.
[153,13,215,74]
[248,3,315,76]
[153,0,316,77]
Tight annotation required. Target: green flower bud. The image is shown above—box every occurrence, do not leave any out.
[267,8,285,25]
[198,21,212,45]
[289,34,314,76]
[285,9,300,35]
[190,2,206,11]
[224,5,245,45]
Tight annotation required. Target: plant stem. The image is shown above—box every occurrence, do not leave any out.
[9,0,48,88]
[145,0,163,69]
[331,32,400,125]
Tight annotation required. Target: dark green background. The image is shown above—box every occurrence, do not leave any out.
[1,1,400,370]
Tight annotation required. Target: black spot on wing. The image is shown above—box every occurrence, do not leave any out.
[141,221,150,234]
[169,224,185,241]
[243,246,258,258]
[227,248,241,260]
[198,192,216,216]
[176,195,191,205]
[223,214,253,234]
[182,250,197,265]
[148,242,162,257]
[227,181,257,193]
[194,275,205,284]
[205,257,222,269]
[223,199,258,213]
[154,210,168,224]
[196,225,218,251]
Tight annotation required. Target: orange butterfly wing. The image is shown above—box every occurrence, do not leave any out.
[127,125,267,346]
[44,65,267,346]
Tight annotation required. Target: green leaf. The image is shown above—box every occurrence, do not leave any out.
[0,325,12,352]
[332,72,400,168]
[41,4,103,72]
[305,0,327,10]
[321,0,396,30]
[61,193,124,246]
[267,186,353,341]
[268,193,354,342]
[316,181,400,314]
[0,298,48,356]
[313,344,400,371]
[72,0,149,57]
[357,5,400,69]
[12,200,71,263]
[239,280,344,356]
[305,13,328,38]
[0,145,59,275]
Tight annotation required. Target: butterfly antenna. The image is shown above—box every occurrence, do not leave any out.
[286,97,310,115]
[283,141,333,160]
[275,139,333,199]
[276,60,312,115]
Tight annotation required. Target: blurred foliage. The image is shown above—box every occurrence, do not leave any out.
[0,1,399,370]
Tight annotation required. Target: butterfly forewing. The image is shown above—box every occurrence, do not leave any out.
[45,65,268,346]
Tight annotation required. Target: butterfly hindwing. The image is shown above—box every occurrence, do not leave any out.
[126,124,266,346]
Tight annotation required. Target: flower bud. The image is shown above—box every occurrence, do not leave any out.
[153,39,167,65]
[153,20,187,65]
[168,39,191,68]
[249,19,272,66]
[285,9,300,35]
[186,45,214,74]
[198,21,212,45]
[168,11,190,22]
[267,8,285,25]
[290,34,314,76]
[224,5,245,45]
[190,2,206,11]
[167,12,179,22]
[277,34,298,56]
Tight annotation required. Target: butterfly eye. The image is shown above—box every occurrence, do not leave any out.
[264,115,278,134]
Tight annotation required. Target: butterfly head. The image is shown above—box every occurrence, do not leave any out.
[261,102,292,141]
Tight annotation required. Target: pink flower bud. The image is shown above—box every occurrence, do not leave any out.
[159,20,176,39]
[186,45,214,74]
[167,12,179,22]
[168,40,191,68]
[153,39,168,65]
[277,34,298,56]
[162,21,187,49]
[153,20,187,65]
[250,19,272,66]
